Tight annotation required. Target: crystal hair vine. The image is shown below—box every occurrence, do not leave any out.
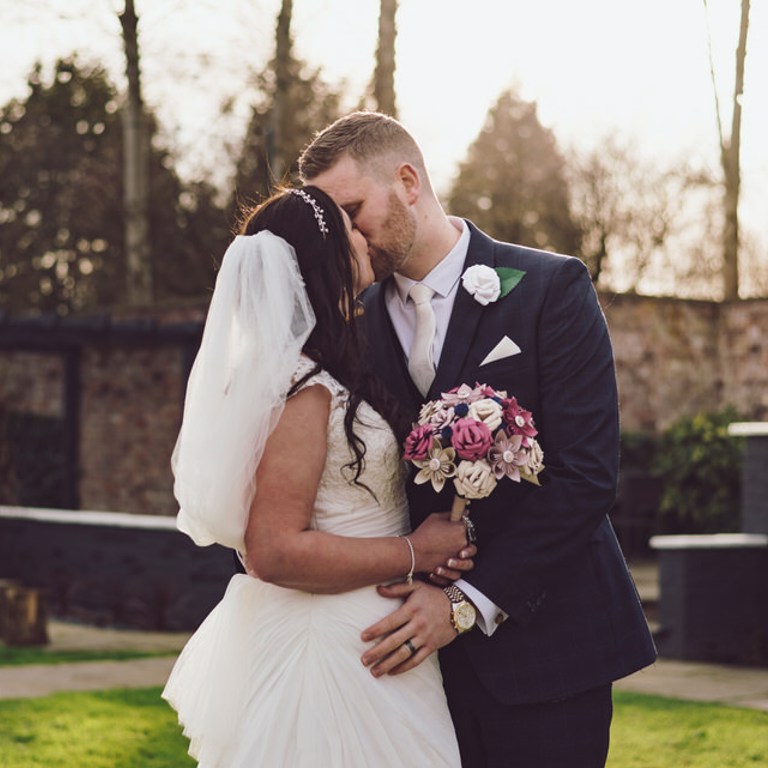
[290,188,329,238]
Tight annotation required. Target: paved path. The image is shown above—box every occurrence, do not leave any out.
[0,620,189,700]
[44,620,191,653]
[0,656,178,700]
[2,620,768,711]
[615,658,768,712]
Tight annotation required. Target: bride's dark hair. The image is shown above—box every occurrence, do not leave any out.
[238,185,405,489]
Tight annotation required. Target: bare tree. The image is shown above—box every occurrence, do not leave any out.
[118,0,152,305]
[704,0,751,300]
[231,1,341,205]
[267,0,293,183]
[569,138,720,297]
[372,0,398,116]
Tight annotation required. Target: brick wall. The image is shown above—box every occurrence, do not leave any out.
[0,308,203,514]
[79,345,186,516]
[603,295,722,432]
[1,295,767,515]
[602,294,767,432]
[719,300,768,420]
[0,351,63,418]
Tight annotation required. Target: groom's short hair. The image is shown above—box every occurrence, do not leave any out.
[299,111,426,182]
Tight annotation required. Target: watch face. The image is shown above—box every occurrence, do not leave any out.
[454,601,476,632]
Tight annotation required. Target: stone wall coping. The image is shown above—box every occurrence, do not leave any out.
[727,422,768,437]
[0,505,178,531]
[650,533,768,550]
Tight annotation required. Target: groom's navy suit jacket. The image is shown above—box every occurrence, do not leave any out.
[362,221,656,706]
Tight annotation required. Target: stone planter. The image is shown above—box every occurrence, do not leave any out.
[728,422,768,535]
[650,533,768,665]
[0,506,234,631]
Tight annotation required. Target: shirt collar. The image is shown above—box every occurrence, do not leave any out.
[393,217,470,303]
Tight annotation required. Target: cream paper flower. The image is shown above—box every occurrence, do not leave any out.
[520,440,545,485]
[467,398,504,432]
[413,438,457,493]
[453,459,498,500]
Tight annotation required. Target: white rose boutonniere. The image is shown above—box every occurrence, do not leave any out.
[462,264,526,306]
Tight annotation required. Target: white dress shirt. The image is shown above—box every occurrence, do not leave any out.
[387,217,469,365]
[385,217,508,636]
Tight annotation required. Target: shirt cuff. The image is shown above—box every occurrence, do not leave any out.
[455,579,508,637]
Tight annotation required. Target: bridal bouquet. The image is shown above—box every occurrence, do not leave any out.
[403,383,544,520]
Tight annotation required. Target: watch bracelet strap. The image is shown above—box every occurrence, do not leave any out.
[443,584,467,603]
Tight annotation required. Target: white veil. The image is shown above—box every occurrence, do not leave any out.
[171,231,316,552]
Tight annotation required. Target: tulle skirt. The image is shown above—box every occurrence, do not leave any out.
[163,574,461,767]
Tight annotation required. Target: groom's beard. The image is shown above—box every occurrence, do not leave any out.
[370,190,417,281]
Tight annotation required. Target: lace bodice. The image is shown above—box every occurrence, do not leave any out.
[290,355,409,539]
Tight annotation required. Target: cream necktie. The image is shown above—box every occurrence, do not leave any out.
[407,283,436,396]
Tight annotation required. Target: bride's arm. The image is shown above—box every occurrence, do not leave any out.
[243,384,471,594]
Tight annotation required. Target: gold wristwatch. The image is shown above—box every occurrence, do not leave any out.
[443,584,477,634]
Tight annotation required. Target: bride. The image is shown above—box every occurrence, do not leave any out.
[162,185,472,766]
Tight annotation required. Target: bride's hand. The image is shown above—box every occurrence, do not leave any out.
[426,541,477,586]
[407,512,476,577]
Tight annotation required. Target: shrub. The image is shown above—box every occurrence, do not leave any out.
[652,408,743,534]
[620,431,659,473]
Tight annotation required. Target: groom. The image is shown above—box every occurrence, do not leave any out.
[299,112,656,768]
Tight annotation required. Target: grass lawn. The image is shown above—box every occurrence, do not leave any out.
[0,688,765,767]
[0,688,195,768]
[609,692,768,767]
[0,646,176,667]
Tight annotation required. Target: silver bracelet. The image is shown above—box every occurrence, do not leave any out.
[400,535,416,584]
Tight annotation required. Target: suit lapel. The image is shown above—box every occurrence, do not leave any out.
[429,223,496,397]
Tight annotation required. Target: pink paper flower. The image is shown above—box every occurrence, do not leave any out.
[451,417,493,461]
[502,397,538,441]
[477,383,506,399]
[442,383,484,406]
[488,432,527,482]
[403,423,435,461]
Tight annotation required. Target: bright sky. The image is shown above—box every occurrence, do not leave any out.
[1,0,766,242]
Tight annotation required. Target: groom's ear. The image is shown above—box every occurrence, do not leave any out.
[397,163,421,203]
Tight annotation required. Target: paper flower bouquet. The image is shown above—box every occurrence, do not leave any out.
[403,383,544,520]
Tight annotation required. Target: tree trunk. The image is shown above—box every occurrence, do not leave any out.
[119,0,152,306]
[1,583,49,646]
[373,0,398,116]
[268,0,293,186]
[721,0,750,301]
[0,579,19,638]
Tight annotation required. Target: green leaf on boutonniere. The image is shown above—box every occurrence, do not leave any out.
[495,267,526,299]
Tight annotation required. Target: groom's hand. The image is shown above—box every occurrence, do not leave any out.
[360,581,457,677]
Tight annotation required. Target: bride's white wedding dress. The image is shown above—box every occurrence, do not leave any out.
[163,358,461,767]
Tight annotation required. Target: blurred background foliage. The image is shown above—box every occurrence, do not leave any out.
[0,0,762,316]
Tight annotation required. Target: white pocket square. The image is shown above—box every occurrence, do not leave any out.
[480,336,521,366]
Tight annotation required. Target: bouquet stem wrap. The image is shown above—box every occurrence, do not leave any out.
[450,495,468,522]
